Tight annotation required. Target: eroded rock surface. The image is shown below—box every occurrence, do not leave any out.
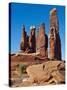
[49,8,61,60]
[20,25,29,52]
[29,26,36,53]
[37,23,48,57]
[26,61,65,85]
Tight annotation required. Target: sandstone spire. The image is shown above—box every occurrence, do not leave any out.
[37,23,48,57]
[29,26,36,53]
[49,8,61,60]
[20,25,29,52]
[50,8,59,33]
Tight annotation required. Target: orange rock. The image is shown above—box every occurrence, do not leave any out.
[49,8,61,60]
[37,23,48,57]
[26,61,65,84]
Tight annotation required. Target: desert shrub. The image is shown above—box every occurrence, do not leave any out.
[19,64,27,76]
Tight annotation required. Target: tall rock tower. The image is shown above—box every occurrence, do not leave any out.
[37,23,48,57]
[20,25,29,52]
[29,26,36,53]
[49,8,61,60]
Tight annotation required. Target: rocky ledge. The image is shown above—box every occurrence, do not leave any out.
[25,60,65,86]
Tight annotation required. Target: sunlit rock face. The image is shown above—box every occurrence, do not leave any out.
[49,8,61,60]
[37,23,48,57]
[26,61,65,84]
[20,25,29,52]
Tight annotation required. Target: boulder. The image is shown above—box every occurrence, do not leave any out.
[26,61,65,84]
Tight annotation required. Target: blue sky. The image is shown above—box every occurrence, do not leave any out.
[10,3,65,60]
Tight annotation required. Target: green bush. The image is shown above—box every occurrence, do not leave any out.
[19,64,27,76]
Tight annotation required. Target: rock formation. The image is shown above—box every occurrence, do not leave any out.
[49,8,61,60]
[10,8,65,87]
[20,8,62,60]
[37,23,48,57]
[20,25,29,52]
[26,61,65,84]
[29,26,36,53]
